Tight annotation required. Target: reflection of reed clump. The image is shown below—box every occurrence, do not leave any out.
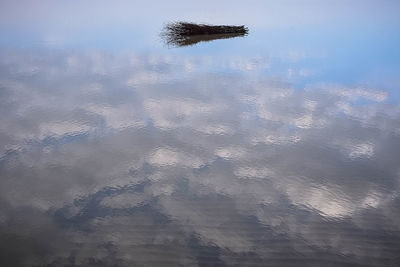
[162,22,248,47]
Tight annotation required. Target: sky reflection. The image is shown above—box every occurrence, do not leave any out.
[0,48,400,266]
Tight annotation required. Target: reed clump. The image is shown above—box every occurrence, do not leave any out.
[161,22,248,47]
[165,22,248,36]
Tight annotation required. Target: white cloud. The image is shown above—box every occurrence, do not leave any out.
[144,98,227,130]
[87,104,146,130]
[333,140,375,159]
[147,147,204,168]
[39,121,91,138]
[234,166,274,179]
[286,182,355,218]
[195,124,234,135]
[251,134,301,145]
[215,146,247,160]
[331,87,388,102]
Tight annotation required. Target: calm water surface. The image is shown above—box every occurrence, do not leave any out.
[1,1,400,266]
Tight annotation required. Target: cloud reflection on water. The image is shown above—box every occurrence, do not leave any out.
[0,49,400,266]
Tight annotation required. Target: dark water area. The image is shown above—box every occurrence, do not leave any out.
[1,1,400,266]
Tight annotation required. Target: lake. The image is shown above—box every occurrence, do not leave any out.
[1,1,400,266]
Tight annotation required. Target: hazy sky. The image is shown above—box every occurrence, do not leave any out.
[1,0,400,30]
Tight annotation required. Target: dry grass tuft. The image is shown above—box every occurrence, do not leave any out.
[161,22,248,47]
